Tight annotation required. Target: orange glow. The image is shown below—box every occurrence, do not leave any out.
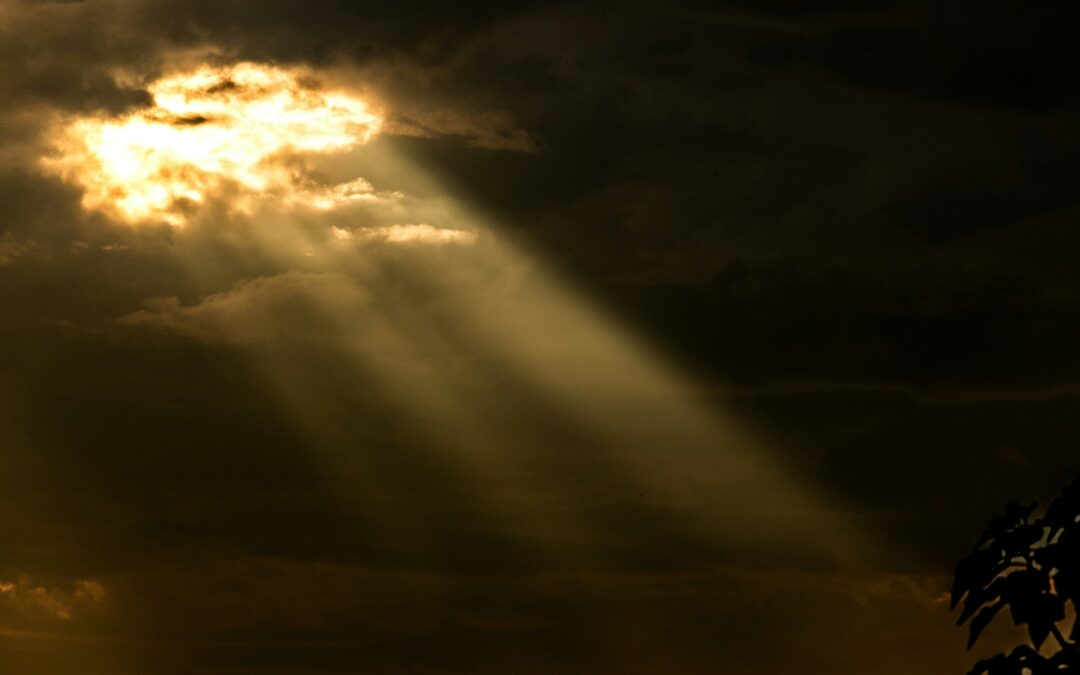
[43,62,382,226]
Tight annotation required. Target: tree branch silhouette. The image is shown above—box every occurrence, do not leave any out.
[952,478,1080,674]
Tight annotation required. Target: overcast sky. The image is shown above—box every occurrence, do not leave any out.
[1,1,1078,673]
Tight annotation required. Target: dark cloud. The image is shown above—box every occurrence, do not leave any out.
[748,23,1080,111]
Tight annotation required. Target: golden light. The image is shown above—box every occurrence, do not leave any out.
[43,62,383,226]
[43,59,868,572]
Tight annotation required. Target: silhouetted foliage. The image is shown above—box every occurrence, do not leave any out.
[953,478,1080,674]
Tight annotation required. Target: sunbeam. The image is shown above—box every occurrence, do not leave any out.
[45,60,869,571]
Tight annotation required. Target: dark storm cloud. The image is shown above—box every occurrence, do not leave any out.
[391,3,1080,391]
[746,3,1080,111]
[0,3,150,113]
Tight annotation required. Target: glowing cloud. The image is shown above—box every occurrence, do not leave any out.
[332,223,479,245]
[0,576,106,622]
[118,271,369,345]
[43,62,383,226]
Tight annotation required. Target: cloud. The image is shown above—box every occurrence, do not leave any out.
[332,223,479,245]
[42,61,383,227]
[96,554,969,675]
[384,108,538,153]
[118,270,369,345]
[0,576,106,623]
[0,232,33,266]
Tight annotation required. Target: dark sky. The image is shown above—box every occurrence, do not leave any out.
[1,1,1079,673]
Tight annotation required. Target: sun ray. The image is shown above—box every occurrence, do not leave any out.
[46,61,872,574]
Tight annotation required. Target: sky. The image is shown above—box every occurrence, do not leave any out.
[1,1,1079,673]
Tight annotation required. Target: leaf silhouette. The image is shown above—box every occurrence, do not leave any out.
[957,577,1004,625]
[966,645,1052,675]
[967,600,1004,649]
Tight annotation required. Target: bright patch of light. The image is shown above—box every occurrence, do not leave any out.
[332,224,479,245]
[293,177,382,211]
[43,62,382,226]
